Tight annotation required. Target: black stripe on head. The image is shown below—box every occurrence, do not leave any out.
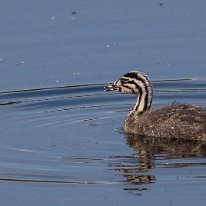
[123,72,138,79]
[124,71,152,111]
[130,80,143,96]
[123,85,136,94]
[120,77,144,96]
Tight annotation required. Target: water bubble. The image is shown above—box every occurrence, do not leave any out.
[51,16,55,21]
[0,58,4,63]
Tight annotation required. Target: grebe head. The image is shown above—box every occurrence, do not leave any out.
[105,70,153,113]
[105,71,150,94]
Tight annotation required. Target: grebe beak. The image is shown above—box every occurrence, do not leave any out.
[104,82,120,91]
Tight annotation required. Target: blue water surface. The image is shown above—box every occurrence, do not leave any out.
[0,0,206,206]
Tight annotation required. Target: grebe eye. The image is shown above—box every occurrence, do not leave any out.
[120,78,129,84]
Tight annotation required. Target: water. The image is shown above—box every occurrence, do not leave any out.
[1,0,206,205]
[0,79,206,205]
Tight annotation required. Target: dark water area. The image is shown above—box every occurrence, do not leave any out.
[0,0,206,205]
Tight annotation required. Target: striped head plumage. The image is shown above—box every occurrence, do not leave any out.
[105,70,206,139]
[105,71,153,113]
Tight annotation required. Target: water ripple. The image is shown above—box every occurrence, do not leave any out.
[0,78,205,190]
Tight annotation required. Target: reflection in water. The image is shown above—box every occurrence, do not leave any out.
[126,134,206,158]
[0,80,205,196]
[114,133,206,193]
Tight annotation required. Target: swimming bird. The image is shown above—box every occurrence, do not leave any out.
[105,71,206,140]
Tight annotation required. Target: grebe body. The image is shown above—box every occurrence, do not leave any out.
[105,71,206,140]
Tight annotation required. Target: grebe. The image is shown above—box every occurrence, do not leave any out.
[105,71,206,140]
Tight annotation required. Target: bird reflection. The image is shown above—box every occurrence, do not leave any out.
[112,133,206,194]
[126,133,206,158]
